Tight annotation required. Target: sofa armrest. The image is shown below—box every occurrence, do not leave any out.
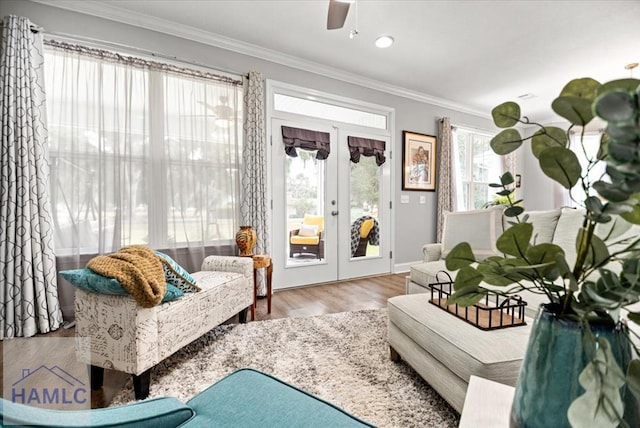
[0,397,193,428]
[422,244,442,262]
[201,256,253,282]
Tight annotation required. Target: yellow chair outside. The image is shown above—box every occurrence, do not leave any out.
[289,215,325,259]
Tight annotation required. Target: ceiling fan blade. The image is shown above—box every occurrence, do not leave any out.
[327,0,350,30]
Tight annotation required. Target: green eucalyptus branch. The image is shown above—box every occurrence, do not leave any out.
[581,235,640,280]
[477,278,558,303]
[625,328,640,357]
[563,219,597,316]
[521,117,568,147]
[473,77,640,427]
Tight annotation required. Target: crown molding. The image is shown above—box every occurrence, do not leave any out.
[30,0,489,119]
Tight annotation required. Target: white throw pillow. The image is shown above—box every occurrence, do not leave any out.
[298,224,319,237]
[503,209,562,244]
[441,207,504,260]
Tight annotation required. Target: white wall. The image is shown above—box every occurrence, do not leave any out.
[3,0,497,315]
[519,122,576,211]
[521,144,558,211]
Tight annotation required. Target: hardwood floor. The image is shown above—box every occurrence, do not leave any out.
[258,273,405,320]
[1,273,406,408]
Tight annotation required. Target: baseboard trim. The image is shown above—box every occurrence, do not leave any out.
[394,261,419,274]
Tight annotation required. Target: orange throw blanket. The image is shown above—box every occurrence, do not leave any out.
[87,245,166,308]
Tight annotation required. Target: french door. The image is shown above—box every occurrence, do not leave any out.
[271,118,391,289]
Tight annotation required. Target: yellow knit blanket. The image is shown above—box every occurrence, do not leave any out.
[87,245,166,308]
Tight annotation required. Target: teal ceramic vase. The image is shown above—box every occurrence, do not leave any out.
[510,305,639,428]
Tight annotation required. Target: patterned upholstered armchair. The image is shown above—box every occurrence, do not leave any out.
[289,214,325,259]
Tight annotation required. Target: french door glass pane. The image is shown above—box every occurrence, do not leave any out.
[286,149,326,266]
[350,157,380,258]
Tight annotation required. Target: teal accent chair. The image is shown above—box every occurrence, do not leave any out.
[1,368,375,427]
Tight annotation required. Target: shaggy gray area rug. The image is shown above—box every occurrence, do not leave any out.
[111,309,459,427]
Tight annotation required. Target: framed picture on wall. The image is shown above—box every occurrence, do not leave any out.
[402,131,437,191]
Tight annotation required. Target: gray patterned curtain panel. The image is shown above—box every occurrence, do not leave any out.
[241,71,269,295]
[347,136,386,166]
[0,15,63,338]
[436,117,453,242]
[282,126,330,160]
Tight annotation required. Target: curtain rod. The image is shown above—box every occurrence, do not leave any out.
[0,18,43,33]
[1,17,245,78]
[439,117,492,131]
[42,30,246,81]
[441,118,494,135]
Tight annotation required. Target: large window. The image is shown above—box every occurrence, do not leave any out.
[44,42,242,256]
[453,126,505,211]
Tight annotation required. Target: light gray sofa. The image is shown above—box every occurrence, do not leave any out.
[389,206,640,412]
[408,207,579,319]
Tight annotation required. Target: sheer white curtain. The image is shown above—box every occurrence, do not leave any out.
[44,41,242,272]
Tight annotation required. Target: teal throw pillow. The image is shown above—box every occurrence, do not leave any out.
[60,268,184,303]
[154,251,201,292]
[162,283,185,302]
[60,268,126,295]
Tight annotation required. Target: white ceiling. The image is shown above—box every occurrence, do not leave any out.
[41,0,640,122]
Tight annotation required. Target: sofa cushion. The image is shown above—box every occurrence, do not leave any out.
[521,208,562,244]
[551,208,586,266]
[0,396,193,428]
[290,235,320,245]
[596,216,640,265]
[188,270,245,290]
[409,260,452,289]
[441,207,503,260]
[186,368,374,427]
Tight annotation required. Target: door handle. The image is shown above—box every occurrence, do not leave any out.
[331,211,339,216]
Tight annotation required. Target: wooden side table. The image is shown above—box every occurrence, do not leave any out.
[250,254,273,321]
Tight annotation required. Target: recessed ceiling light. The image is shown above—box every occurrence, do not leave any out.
[375,35,394,48]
